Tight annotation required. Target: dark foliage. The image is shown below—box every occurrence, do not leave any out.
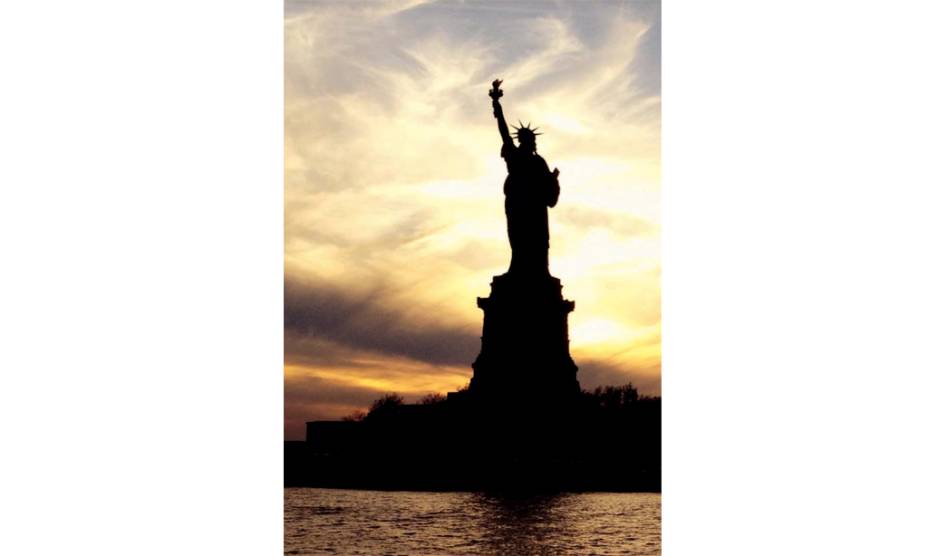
[365,393,405,421]
[341,410,367,422]
[585,383,641,410]
[419,392,447,405]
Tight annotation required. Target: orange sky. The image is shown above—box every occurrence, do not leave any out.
[284,0,661,439]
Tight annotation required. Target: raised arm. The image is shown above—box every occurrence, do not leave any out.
[489,79,514,147]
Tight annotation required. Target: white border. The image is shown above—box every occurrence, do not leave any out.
[664,0,928,553]
[0,1,283,553]
[2,0,928,553]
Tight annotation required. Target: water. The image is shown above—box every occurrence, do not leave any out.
[285,488,660,555]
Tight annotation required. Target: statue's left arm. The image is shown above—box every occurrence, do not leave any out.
[542,160,561,208]
[549,167,561,207]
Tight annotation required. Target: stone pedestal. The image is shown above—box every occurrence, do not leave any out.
[468,272,580,407]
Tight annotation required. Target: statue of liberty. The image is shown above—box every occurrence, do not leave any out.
[489,79,561,277]
[467,79,580,403]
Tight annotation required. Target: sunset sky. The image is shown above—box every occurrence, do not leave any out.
[284,0,661,439]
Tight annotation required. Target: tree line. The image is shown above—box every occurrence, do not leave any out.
[342,383,658,422]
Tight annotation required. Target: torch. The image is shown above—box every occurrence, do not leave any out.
[489,78,504,100]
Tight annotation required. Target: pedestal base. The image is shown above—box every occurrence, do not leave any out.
[469,271,580,408]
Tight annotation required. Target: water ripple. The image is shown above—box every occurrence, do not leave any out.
[285,488,660,555]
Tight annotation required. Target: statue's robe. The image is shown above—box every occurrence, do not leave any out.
[501,142,559,276]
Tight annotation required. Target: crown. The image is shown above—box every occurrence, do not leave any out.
[510,120,543,140]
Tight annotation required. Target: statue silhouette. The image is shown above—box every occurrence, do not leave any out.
[489,79,560,276]
[468,79,580,405]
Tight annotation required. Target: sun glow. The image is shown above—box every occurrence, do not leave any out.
[571,317,627,347]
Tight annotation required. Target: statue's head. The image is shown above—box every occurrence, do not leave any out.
[511,121,542,152]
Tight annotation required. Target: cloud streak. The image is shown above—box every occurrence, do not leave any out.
[285,276,479,368]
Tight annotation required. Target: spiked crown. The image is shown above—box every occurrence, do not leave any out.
[510,120,542,144]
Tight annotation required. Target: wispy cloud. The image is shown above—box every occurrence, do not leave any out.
[285,276,479,367]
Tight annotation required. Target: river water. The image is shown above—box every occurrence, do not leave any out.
[285,488,660,555]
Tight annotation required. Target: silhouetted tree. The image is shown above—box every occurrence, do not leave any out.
[589,383,640,411]
[419,393,447,405]
[341,410,366,422]
[618,383,638,404]
[365,393,404,421]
